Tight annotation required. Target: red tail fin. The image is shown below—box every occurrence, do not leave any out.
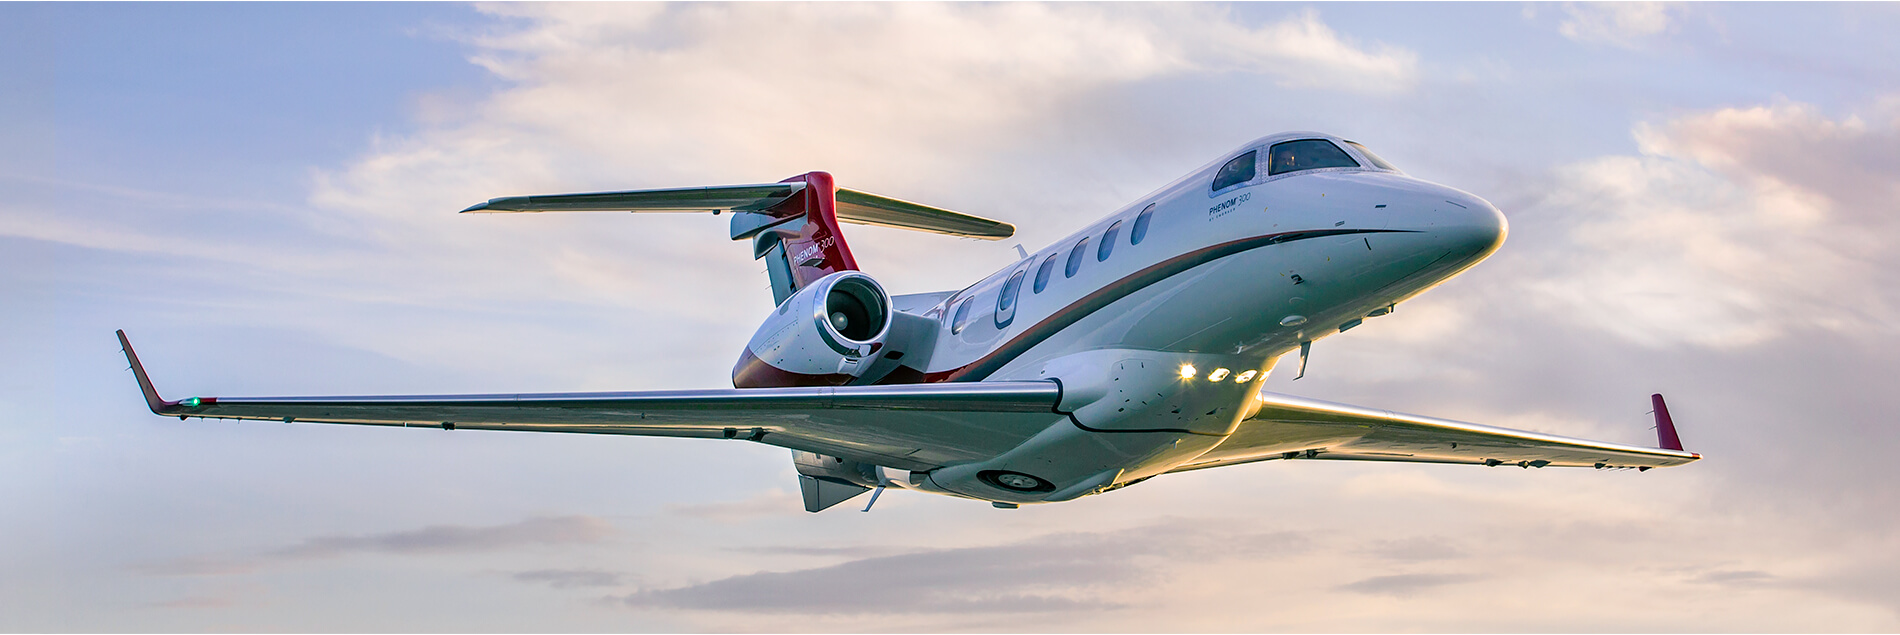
[762,171,859,290]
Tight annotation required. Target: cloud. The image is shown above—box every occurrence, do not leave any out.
[313,4,1418,227]
[1337,573,1479,597]
[609,522,1306,616]
[311,3,1418,220]
[146,595,239,610]
[662,490,804,522]
[1800,556,1900,618]
[511,568,623,589]
[730,545,914,559]
[612,538,1136,615]
[136,516,615,577]
[173,2,1422,389]
[1516,98,1900,348]
[1363,535,1468,562]
[1556,2,1679,48]
[265,515,613,559]
[129,557,261,577]
[1690,569,1775,586]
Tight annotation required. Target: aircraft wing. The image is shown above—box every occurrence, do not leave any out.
[1173,391,1699,473]
[459,182,1014,240]
[117,332,1060,472]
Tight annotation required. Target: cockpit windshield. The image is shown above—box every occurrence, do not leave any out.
[1345,141,1401,172]
[1267,139,1360,176]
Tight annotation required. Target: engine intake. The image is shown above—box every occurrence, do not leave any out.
[733,271,893,387]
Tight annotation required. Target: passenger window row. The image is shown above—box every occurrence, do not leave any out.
[962,139,1382,333]
[956,202,1158,334]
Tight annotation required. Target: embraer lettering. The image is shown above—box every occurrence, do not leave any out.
[119,131,1699,514]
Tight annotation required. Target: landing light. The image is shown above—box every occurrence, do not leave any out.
[1235,370,1258,383]
[1207,368,1230,382]
[1179,364,1197,379]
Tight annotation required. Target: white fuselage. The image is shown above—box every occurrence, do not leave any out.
[890,132,1507,504]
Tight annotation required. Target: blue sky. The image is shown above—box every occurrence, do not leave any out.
[5,2,1900,631]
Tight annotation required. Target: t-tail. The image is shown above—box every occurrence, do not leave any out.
[460,171,1014,388]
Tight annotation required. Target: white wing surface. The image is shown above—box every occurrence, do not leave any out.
[1174,391,1699,473]
[119,332,1059,472]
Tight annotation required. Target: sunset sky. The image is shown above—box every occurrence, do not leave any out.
[4,2,1899,630]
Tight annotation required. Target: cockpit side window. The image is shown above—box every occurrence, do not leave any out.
[1345,141,1400,172]
[1267,139,1359,176]
[1211,150,1257,193]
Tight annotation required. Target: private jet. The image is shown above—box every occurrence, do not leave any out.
[120,131,1698,512]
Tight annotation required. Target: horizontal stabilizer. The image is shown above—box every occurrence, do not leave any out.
[461,182,1013,240]
[834,188,1013,239]
[461,183,804,214]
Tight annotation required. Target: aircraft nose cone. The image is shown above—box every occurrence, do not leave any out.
[1438,192,1507,263]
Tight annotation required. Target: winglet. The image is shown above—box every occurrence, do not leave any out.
[1651,393,1684,451]
[117,330,176,414]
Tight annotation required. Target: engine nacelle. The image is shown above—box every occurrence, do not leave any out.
[733,271,893,387]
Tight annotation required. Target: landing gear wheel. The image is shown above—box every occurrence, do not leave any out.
[979,470,1054,492]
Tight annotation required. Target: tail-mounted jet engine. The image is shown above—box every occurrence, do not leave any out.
[733,271,893,387]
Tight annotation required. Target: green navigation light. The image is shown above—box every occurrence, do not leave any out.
[183,397,201,408]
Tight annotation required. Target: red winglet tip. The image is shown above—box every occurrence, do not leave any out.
[1650,393,1685,452]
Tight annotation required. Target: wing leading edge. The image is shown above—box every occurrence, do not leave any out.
[117,331,1061,472]
[1175,391,1699,473]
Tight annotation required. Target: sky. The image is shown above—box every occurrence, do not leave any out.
[3,1,1899,631]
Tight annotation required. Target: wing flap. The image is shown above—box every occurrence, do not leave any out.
[1176,391,1699,473]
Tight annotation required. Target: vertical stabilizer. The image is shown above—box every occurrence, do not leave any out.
[733,171,861,305]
